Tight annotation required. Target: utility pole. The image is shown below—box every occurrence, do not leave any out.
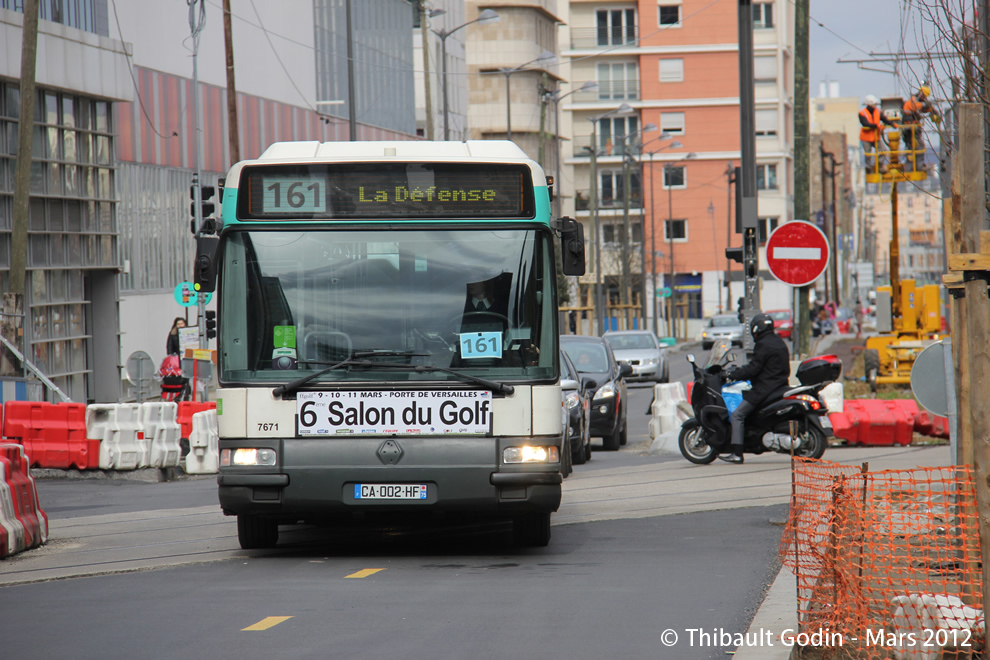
[943,103,990,628]
[819,143,831,303]
[737,0,760,353]
[222,0,240,164]
[420,2,435,140]
[345,0,357,141]
[189,0,208,351]
[793,0,810,357]
[3,0,39,377]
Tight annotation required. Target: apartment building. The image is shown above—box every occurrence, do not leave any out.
[561,0,794,337]
[1,0,417,402]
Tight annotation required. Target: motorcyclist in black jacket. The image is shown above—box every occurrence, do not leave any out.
[719,312,791,464]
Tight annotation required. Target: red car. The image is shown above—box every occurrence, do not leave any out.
[767,309,793,339]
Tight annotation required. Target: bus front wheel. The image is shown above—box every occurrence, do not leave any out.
[513,512,551,547]
[237,514,279,549]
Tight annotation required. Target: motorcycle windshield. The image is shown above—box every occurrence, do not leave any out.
[704,340,732,368]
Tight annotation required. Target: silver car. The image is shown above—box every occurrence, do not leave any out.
[701,314,745,350]
[602,330,669,383]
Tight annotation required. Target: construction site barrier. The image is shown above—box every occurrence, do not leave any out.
[0,443,48,558]
[176,401,217,448]
[829,399,949,446]
[2,401,93,469]
[87,403,144,470]
[139,402,182,468]
[184,409,219,475]
[780,458,982,659]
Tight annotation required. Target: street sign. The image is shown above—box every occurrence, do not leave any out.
[656,287,672,298]
[765,221,830,287]
[173,281,213,307]
[911,340,952,417]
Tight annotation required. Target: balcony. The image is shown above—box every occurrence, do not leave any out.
[570,26,640,50]
[573,137,648,159]
[575,189,644,211]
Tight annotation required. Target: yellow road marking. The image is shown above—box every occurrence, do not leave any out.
[345,568,386,578]
[242,616,293,631]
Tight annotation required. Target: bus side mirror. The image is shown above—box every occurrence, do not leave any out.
[556,217,586,276]
[194,235,220,293]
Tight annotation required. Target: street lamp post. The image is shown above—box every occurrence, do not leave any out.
[618,124,656,328]
[586,103,633,335]
[435,9,500,141]
[546,81,598,219]
[500,50,556,142]
[644,140,681,336]
[664,153,696,338]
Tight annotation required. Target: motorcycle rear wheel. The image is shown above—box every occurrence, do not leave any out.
[678,424,718,464]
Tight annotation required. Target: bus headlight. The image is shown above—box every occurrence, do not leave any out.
[564,392,581,410]
[221,448,277,467]
[503,446,560,464]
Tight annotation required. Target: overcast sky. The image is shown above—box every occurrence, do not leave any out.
[808,0,948,103]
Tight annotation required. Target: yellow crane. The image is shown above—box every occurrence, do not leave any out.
[861,96,944,391]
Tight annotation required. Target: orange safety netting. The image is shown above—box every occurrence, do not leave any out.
[780,458,985,658]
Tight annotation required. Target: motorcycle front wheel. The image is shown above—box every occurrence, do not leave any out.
[793,425,827,459]
[678,423,718,464]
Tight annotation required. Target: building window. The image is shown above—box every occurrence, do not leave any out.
[659,112,685,135]
[753,2,774,28]
[599,170,642,208]
[658,59,684,83]
[758,217,779,244]
[597,9,637,46]
[658,4,681,27]
[597,62,640,100]
[598,116,640,154]
[662,165,686,189]
[603,223,643,244]
[756,164,778,190]
[755,108,778,136]
[754,55,776,82]
[664,219,688,242]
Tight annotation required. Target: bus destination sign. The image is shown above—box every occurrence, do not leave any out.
[241,163,534,220]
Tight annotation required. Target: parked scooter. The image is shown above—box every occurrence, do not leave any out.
[678,340,838,464]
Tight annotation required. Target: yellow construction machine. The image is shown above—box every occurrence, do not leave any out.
[861,98,945,391]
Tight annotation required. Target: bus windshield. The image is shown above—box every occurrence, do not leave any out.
[219,227,556,385]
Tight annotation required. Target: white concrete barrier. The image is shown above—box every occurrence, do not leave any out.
[184,409,219,474]
[648,430,682,456]
[649,382,690,437]
[140,402,182,468]
[88,403,143,470]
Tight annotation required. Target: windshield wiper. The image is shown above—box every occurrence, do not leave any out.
[273,355,514,397]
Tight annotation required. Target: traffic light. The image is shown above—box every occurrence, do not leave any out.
[190,184,217,234]
[201,185,216,220]
[205,310,217,340]
[736,297,745,323]
[725,247,743,264]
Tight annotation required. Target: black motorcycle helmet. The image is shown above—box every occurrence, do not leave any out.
[750,312,775,340]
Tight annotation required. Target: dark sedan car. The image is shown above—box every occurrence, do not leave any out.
[560,349,594,470]
[560,335,632,451]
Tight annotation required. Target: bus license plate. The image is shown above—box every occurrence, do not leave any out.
[354,484,427,500]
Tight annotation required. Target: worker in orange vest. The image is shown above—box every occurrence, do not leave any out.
[859,95,894,174]
[901,86,937,169]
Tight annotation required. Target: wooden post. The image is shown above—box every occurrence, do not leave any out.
[949,104,990,616]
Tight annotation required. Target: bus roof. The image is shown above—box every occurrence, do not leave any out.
[225,140,545,185]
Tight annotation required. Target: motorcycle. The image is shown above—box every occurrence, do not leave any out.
[678,340,838,464]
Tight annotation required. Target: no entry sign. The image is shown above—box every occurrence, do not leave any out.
[765,221,830,287]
